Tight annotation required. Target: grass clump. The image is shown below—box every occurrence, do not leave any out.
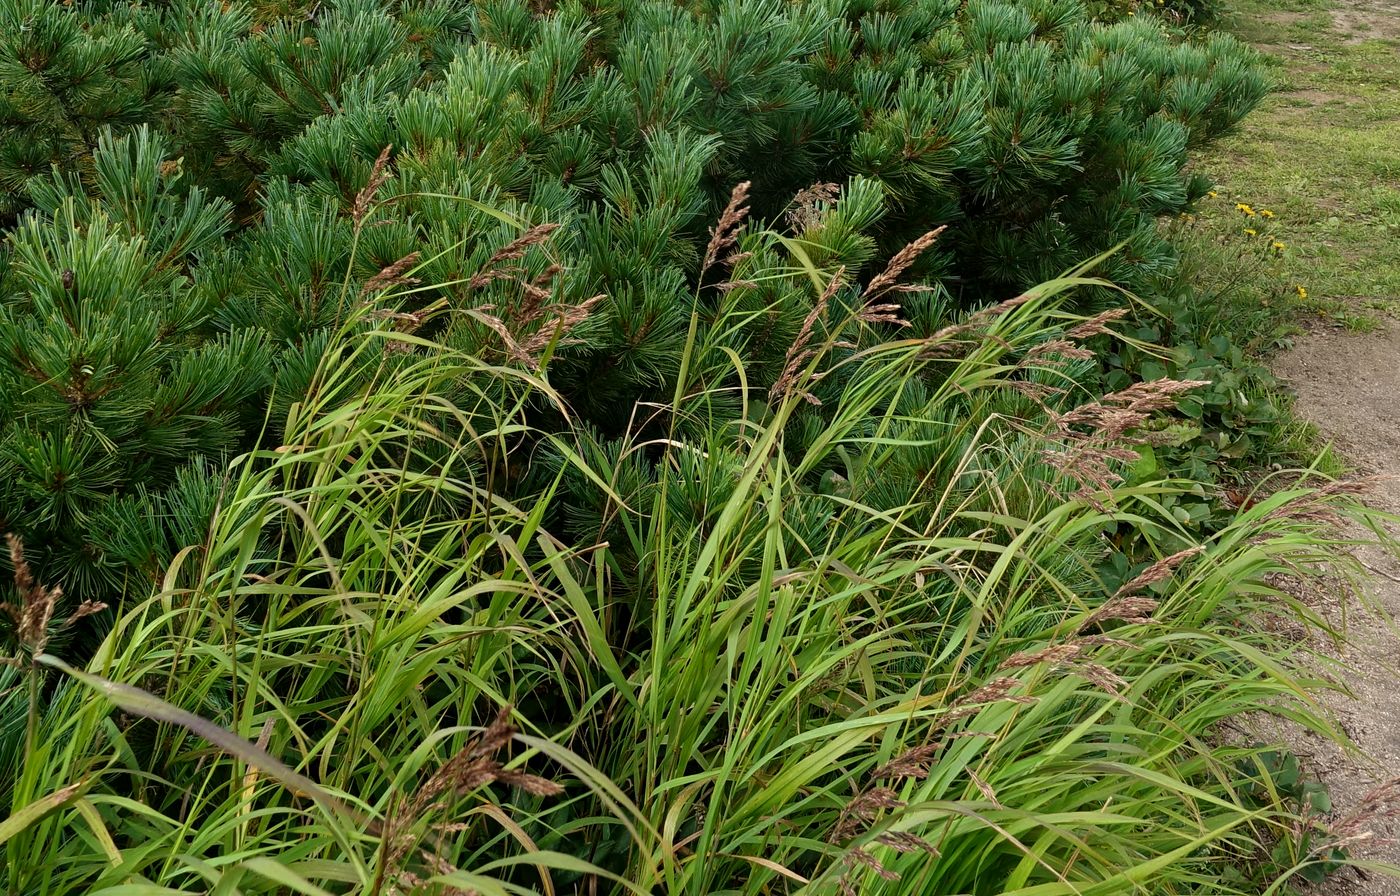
[0,209,1380,893]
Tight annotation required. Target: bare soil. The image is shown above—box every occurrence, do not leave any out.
[1330,0,1400,43]
[1200,0,1400,881]
[1275,323,1400,893]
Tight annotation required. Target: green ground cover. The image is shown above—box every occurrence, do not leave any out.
[1195,0,1400,326]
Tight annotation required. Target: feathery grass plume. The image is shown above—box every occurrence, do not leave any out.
[6,533,101,762]
[862,226,946,299]
[466,223,561,291]
[513,269,563,330]
[517,294,605,361]
[352,145,393,226]
[833,789,906,893]
[785,182,840,233]
[1069,659,1128,695]
[1262,477,1379,526]
[701,181,751,275]
[484,223,561,269]
[915,288,1041,359]
[929,677,1041,733]
[361,252,422,296]
[917,315,983,357]
[842,846,901,887]
[1000,640,1129,695]
[1331,779,1400,847]
[1082,596,1160,629]
[952,677,1036,710]
[532,263,563,288]
[472,306,533,365]
[1000,643,1083,669]
[770,267,842,404]
[2,534,92,660]
[1113,546,1205,598]
[966,290,1039,326]
[455,221,596,365]
[1055,378,1212,435]
[1039,441,1142,500]
[1023,337,1096,363]
[876,830,938,856]
[857,299,909,327]
[966,768,1000,806]
[872,744,943,781]
[474,293,604,368]
[1065,307,1130,339]
[384,706,562,886]
[834,773,938,893]
[518,263,564,316]
[1042,378,1211,500]
[370,307,436,346]
[833,787,904,842]
[1005,379,1069,405]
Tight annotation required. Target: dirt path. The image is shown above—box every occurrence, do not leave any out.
[1205,0,1400,885]
[1275,328,1400,893]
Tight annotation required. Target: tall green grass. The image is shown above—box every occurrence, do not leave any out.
[0,227,1380,895]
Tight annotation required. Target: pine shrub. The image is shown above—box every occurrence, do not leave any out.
[0,0,1266,604]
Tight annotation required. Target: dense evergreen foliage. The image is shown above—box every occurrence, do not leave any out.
[0,0,1266,609]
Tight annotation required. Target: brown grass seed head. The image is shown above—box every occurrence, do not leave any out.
[702,181,752,275]
[352,145,394,225]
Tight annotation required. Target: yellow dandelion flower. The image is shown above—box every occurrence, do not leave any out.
[1207,190,1218,198]
[1259,209,1274,218]
[1272,241,1285,251]
[1235,202,1255,215]
[1243,228,1257,236]
[1296,285,1308,299]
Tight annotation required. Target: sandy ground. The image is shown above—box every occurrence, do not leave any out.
[1275,324,1400,893]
